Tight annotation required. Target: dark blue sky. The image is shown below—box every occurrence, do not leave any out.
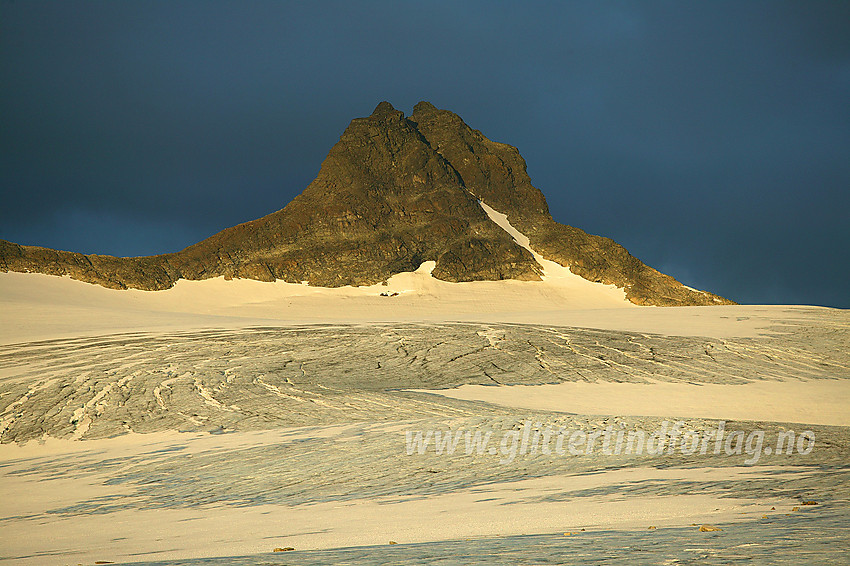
[2,1,848,307]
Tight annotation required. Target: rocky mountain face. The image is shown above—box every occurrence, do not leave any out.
[0,101,733,306]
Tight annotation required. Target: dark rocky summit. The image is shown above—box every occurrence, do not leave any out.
[0,101,733,306]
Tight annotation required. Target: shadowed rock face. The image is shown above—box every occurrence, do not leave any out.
[0,101,732,305]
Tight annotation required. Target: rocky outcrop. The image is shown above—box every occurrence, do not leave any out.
[409,102,732,306]
[0,101,733,305]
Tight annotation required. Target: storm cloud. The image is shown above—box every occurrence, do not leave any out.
[2,1,848,306]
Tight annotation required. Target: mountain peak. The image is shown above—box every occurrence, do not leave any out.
[0,101,734,306]
[412,100,437,115]
[370,100,402,119]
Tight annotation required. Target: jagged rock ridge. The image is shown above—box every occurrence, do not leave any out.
[0,101,733,306]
